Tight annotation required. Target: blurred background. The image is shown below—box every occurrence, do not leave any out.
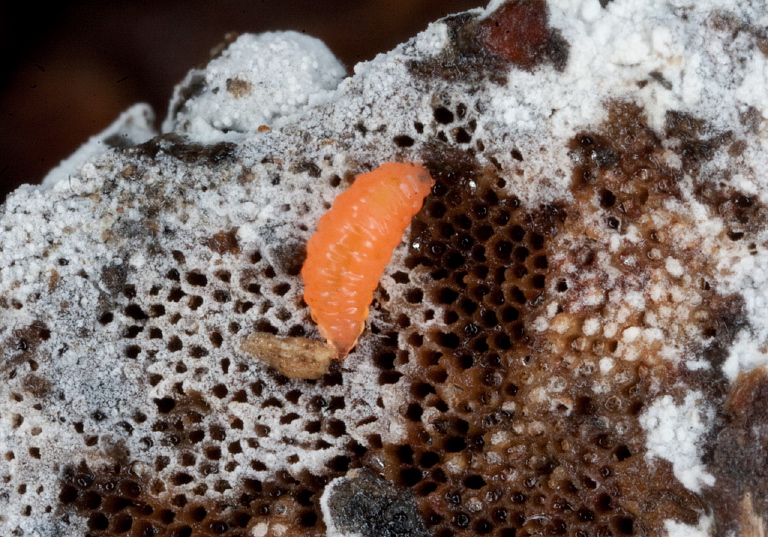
[0,0,480,202]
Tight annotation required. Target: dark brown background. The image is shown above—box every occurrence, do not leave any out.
[0,0,480,201]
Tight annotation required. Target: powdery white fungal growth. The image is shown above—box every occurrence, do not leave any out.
[639,392,716,493]
[723,330,768,381]
[664,515,714,537]
[164,31,346,142]
[41,103,157,189]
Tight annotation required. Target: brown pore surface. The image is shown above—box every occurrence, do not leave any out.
[359,100,743,537]
[56,388,337,537]
[55,100,744,537]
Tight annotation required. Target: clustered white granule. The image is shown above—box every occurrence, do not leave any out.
[163,31,346,143]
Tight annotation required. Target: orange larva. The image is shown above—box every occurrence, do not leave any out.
[302,162,435,358]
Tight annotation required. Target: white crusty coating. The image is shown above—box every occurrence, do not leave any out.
[40,103,157,189]
[639,391,716,493]
[163,31,346,143]
[665,515,714,537]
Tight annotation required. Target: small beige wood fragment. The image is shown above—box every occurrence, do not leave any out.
[240,332,335,380]
[740,493,766,537]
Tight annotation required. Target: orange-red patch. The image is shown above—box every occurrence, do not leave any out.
[302,162,434,357]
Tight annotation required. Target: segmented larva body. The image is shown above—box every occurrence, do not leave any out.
[302,162,434,358]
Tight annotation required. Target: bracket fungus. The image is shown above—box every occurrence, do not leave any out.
[1,1,768,536]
